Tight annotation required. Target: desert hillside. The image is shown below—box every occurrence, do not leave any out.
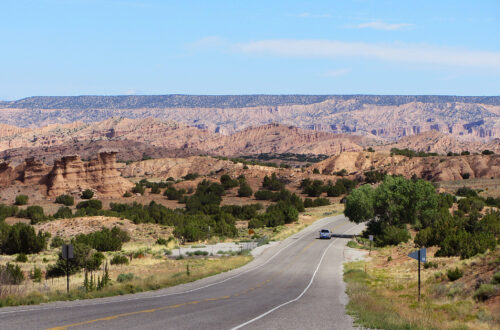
[0,118,375,163]
[312,151,500,181]
[1,95,499,141]
[384,131,500,154]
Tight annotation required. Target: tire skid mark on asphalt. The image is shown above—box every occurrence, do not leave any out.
[1,215,346,317]
[45,221,351,330]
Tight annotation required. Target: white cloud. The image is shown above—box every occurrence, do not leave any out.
[233,39,500,69]
[321,68,351,77]
[353,21,414,31]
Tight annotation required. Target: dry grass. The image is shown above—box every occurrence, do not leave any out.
[0,251,252,307]
[344,244,500,330]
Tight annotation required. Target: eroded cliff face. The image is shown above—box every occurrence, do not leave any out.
[313,152,500,181]
[47,152,133,196]
[0,152,133,197]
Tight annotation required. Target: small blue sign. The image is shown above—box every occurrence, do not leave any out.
[408,248,426,263]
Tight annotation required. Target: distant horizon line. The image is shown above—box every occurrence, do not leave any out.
[2,93,500,102]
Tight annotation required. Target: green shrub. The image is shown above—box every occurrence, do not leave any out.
[461,173,470,180]
[303,180,325,197]
[376,226,410,247]
[116,273,134,282]
[25,205,46,224]
[30,266,42,283]
[55,194,74,206]
[492,272,500,284]
[262,173,285,191]
[423,261,438,269]
[15,253,28,262]
[364,170,386,184]
[237,183,253,197]
[15,195,28,205]
[123,191,132,197]
[156,238,167,245]
[220,175,239,190]
[0,263,24,284]
[74,226,129,252]
[132,184,145,195]
[220,204,262,220]
[53,206,73,219]
[76,200,102,210]
[81,189,94,199]
[447,267,463,282]
[1,223,49,254]
[458,197,485,213]
[248,218,265,229]
[254,190,275,200]
[455,186,478,198]
[164,187,183,200]
[110,255,129,266]
[474,284,498,301]
[482,150,494,155]
[183,173,199,180]
[50,236,65,248]
[0,204,18,221]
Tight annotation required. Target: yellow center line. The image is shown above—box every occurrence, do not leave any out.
[47,220,351,330]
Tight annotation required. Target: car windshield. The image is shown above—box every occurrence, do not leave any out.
[320,230,329,233]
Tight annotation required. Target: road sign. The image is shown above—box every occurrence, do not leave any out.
[408,248,426,263]
[408,248,426,302]
[368,235,374,241]
[62,244,74,260]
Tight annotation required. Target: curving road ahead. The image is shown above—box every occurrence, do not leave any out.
[0,215,364,330]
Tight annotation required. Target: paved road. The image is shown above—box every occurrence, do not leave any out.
[0,215,364,330]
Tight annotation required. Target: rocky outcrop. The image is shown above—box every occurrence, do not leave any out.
[313,152,500,181]
[0,152,133,197]
[47,152,133,196]
[384,131,500,154]
[0,118,373,160]
[1,95,499,142]
[121,156,241,178]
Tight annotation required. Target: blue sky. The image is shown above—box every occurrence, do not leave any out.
[0,0,499,100]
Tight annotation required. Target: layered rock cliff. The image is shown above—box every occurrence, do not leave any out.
[312,152,500,181]
[0,152,133,196]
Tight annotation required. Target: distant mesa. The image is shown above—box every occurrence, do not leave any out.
[1,94,499,143]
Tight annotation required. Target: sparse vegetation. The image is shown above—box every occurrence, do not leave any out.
[81,189,94,199]
[390,147,438,158]
[14,195,28,206]
[55,194,74,206]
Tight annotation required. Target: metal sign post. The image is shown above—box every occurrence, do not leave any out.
[62,244,74,294]
[368,235,374,255]
[408,248,426,302]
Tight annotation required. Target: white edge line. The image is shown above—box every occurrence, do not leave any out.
[230,223,361,330]
[0,215,347,316]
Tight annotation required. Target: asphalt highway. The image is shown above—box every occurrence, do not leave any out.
[0,215,364,330]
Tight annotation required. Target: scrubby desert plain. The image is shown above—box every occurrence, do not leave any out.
[0,95,499,329]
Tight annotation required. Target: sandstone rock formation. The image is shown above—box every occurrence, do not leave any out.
[121,156,242,179]
[0,152,133,197]
[1,95,499,141]
[0,118,373,163]
[383,131,500,154]
[312,152,500,181]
